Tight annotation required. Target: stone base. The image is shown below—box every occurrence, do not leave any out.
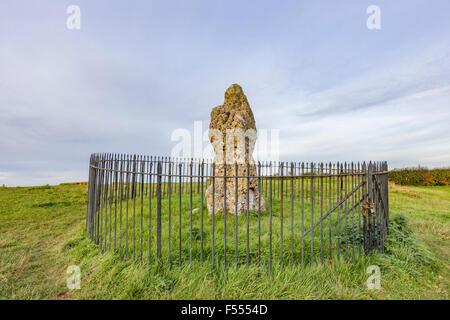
[205,181,267,215]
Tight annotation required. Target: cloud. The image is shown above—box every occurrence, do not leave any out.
[1,1,450,186]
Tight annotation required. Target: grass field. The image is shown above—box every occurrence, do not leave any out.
[0,182,448,299]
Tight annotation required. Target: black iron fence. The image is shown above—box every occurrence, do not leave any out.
[86,154,389,270]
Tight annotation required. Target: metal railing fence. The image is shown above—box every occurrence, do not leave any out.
[86,154,389,270]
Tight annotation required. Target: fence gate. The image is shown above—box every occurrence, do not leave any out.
[86,155,389,270]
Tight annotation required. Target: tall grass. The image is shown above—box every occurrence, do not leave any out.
[66,212,445,299]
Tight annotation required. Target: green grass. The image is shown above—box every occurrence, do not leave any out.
[0,182,448,299]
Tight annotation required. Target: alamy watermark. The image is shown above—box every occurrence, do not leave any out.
[170,121,280,163]
[366,265,381,290]
[66,5,81,30]
[64,6,381,32]
[367,5,381,30]
[67,265,81,290]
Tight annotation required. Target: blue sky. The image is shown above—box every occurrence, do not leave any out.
[1,0,449,186]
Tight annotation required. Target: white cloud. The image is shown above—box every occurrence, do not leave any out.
[1,1,449,186]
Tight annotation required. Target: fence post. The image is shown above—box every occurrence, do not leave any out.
[156,161,162,259]
[362,162,368,253]
[131,155,137,199]
[86,156,93,238]
[93,156,99,239]
[382,161,389,251]
[376,162,381,253]
[368,162,374,252]
[86,156,92,238]
[384,161,389,231]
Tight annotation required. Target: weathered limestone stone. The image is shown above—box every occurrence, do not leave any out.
[206,84,266,215]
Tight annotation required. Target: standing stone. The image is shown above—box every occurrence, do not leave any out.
[206,84,266,215]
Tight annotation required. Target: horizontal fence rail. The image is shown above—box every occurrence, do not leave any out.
[86,154,389,270]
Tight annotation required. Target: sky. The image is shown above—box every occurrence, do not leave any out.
[1,0,449,186]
